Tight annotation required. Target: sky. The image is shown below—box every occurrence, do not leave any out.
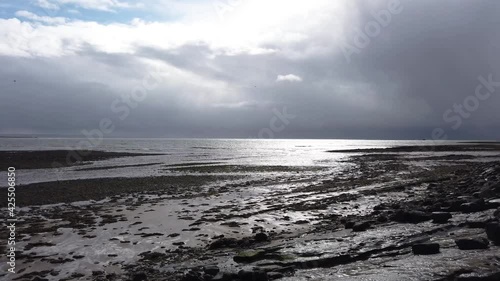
[1,0,500,140]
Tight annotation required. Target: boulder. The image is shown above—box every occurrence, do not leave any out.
[131,272,147,281]
[344,221,355,229]
[209,238,239,249]
[377,215,388,223]
[487,199,500,208]
[392,210,431,223]
[181,271,203,281]
[455,271,500,281]
[211,272,238,281]
[431,212,452,224]
[238,270,268,281]
[352,221,371,232]
[455,238,489,250]
[204,266,220,276]
[31,278,49,281]
[460,199,485,213]
[267,272,284,280]
[486,223,500,245]
[254,232,268,242]
[412,243,440,255]
[467,220,488,229]
[494,207,500,219]
[233,250,266,263]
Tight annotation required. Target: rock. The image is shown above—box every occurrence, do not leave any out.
[431,212,452,224]
[455,271,500,281]
[233,250,266,263]
[486,223,500,245]
[494,207,500,219]
[411,243,440,255]
[238,269,268,281]
[344,221,355,229]
[447,199,467,212]
[204,266,220,276]
[487,198,500,208]
[256,265,295,275]
[377,215,388,223]
[182,271,204,281]
[211,272,237,281]
[352,221,371,232]
[222,221,241,227]
[460,199,485,213]
[209,238,238,249]
[267,272,284,280]
[455,238,489,250]
[254,232,268,242]
[467,220,488,228]
[392,210,431,223]
[131,272,147,281]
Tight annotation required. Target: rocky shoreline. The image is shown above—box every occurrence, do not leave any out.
[1,144,499,281]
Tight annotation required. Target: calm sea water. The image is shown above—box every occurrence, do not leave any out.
[0,138,461,186]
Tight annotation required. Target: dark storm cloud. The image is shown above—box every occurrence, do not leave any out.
[2,0,500,139]
[337,0,500,139]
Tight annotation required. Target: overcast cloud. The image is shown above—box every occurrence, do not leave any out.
[1,0,499,139]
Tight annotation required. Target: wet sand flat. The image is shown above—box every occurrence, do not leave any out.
[0,144,499,281]
[0,150,164,170]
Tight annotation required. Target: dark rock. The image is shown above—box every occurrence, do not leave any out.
[238,270,268,281]
[487,199,500,208]
[455,271,500,281]
[267,272,284,280]
[222,221,241,227]
[209,238,238,249]
[447,200,467,212]
[455,238,489,250]
[411,243,440,255]
[467,220,488,229]
[460,199,485,213]
[233,250,265,263]
[182,270,204,281]
[352,221,371,232]
[494,207,500,219]
[377,215,388,223]
[486,223,500,245]
[254,232,268,242]
[392,210,431,223]
[431,212,452,224]
[211,272,238,281]
[256,265,295,275]
[344,221,355,229]
[204,266,220,276]
[131,272,147,281]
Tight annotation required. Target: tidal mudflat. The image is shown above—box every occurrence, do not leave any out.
[1,143,500,281]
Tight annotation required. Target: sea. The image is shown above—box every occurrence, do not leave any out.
[0,138,464,186]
